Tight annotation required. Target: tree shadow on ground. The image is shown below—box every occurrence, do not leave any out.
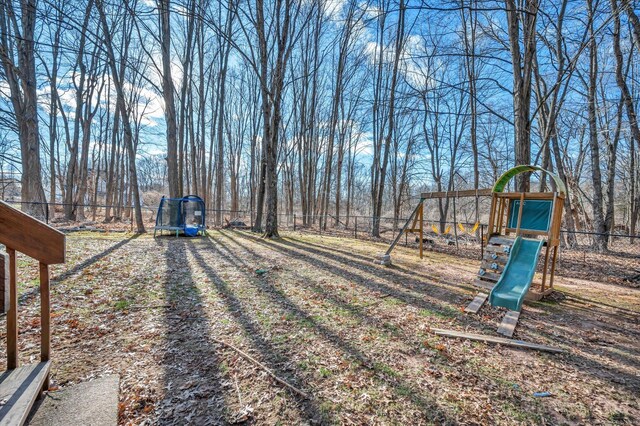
[186,240,325,424]
[19,234,141,304]
[285,236,480,293]
[230,232,640,398]
[235,232,478,321]
[156,238,228,424]
[296,236,640,389]
[205,233,456,423]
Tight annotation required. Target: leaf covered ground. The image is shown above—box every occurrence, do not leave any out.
[1,231,638,425]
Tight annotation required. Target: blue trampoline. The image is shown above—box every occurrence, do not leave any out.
[153,195,206,237]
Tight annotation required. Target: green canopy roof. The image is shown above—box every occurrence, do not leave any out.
[493,165,566,195]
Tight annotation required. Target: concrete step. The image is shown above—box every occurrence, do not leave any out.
[27,375,119,426]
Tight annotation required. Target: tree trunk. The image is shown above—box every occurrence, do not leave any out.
[158,0,180,198]
[372,0,405,237]
[0,0,48,218]
[586,0,607,251]
[96,0,145,233]
[505,0,538,191]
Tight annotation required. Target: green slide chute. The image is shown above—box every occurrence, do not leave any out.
[489,236,545,312]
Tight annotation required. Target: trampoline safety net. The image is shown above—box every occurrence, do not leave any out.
[154,195,206,237]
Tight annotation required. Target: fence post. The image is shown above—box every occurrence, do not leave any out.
[480,224,484,260]
[354,217,358,239]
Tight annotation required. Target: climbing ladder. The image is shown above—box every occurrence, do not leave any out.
[474,235,515,291]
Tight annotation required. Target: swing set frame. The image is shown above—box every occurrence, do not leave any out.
[378,188,492,264]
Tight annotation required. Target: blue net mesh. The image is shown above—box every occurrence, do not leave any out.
[156,196,205,234]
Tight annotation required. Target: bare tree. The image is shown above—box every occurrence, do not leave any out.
[95,0,145,232]
[371,0,406,237]
[0,0,48,217]
[504,0,539,191]
[157,0,180,198]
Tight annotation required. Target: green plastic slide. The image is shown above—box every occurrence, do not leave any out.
[489,236,545,312]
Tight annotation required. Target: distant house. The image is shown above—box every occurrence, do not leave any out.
[0,172,20,200]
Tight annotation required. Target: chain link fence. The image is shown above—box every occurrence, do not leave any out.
[2,200,638,259]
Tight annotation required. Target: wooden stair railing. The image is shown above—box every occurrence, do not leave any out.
[0,201,65,425]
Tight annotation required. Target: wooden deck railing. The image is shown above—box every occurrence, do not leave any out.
[0,201,65,424]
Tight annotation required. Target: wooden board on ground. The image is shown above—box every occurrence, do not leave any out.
[465,293,488,313]
[0,361,51,426]
[431,329,565,353]
[497,310,520,337]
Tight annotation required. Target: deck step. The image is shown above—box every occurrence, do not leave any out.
[0,361,50,426]
[27,375,119,426]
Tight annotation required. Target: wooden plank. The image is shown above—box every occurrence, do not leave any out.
[541,239,551,292]
[497,310,521,338]
[486,193,497,237]
[480,261,504,272]
[0,361,51,426]
[483,252,507,264]
[549,245,559,289]
[487,236,516,246]
[464,293,488,313]
[420,188,493,199]
[485,245,510,254]
[497,198,506,234]
[504,228,549,236]
[495,192,555,200]
[0,201,65,265]
[477,270,500,282]
[7,248,17,370]
[39,263,50,366]
[0,252,8,313]
[432,329,565,353]
[473,279,494,291]
[514,192,525,236]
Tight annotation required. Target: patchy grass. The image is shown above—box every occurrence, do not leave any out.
[1,230,638,425]
[114,299,132,311]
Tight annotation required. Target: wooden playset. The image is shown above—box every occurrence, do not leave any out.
[466,165,565,336]
[378,165,566,338]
